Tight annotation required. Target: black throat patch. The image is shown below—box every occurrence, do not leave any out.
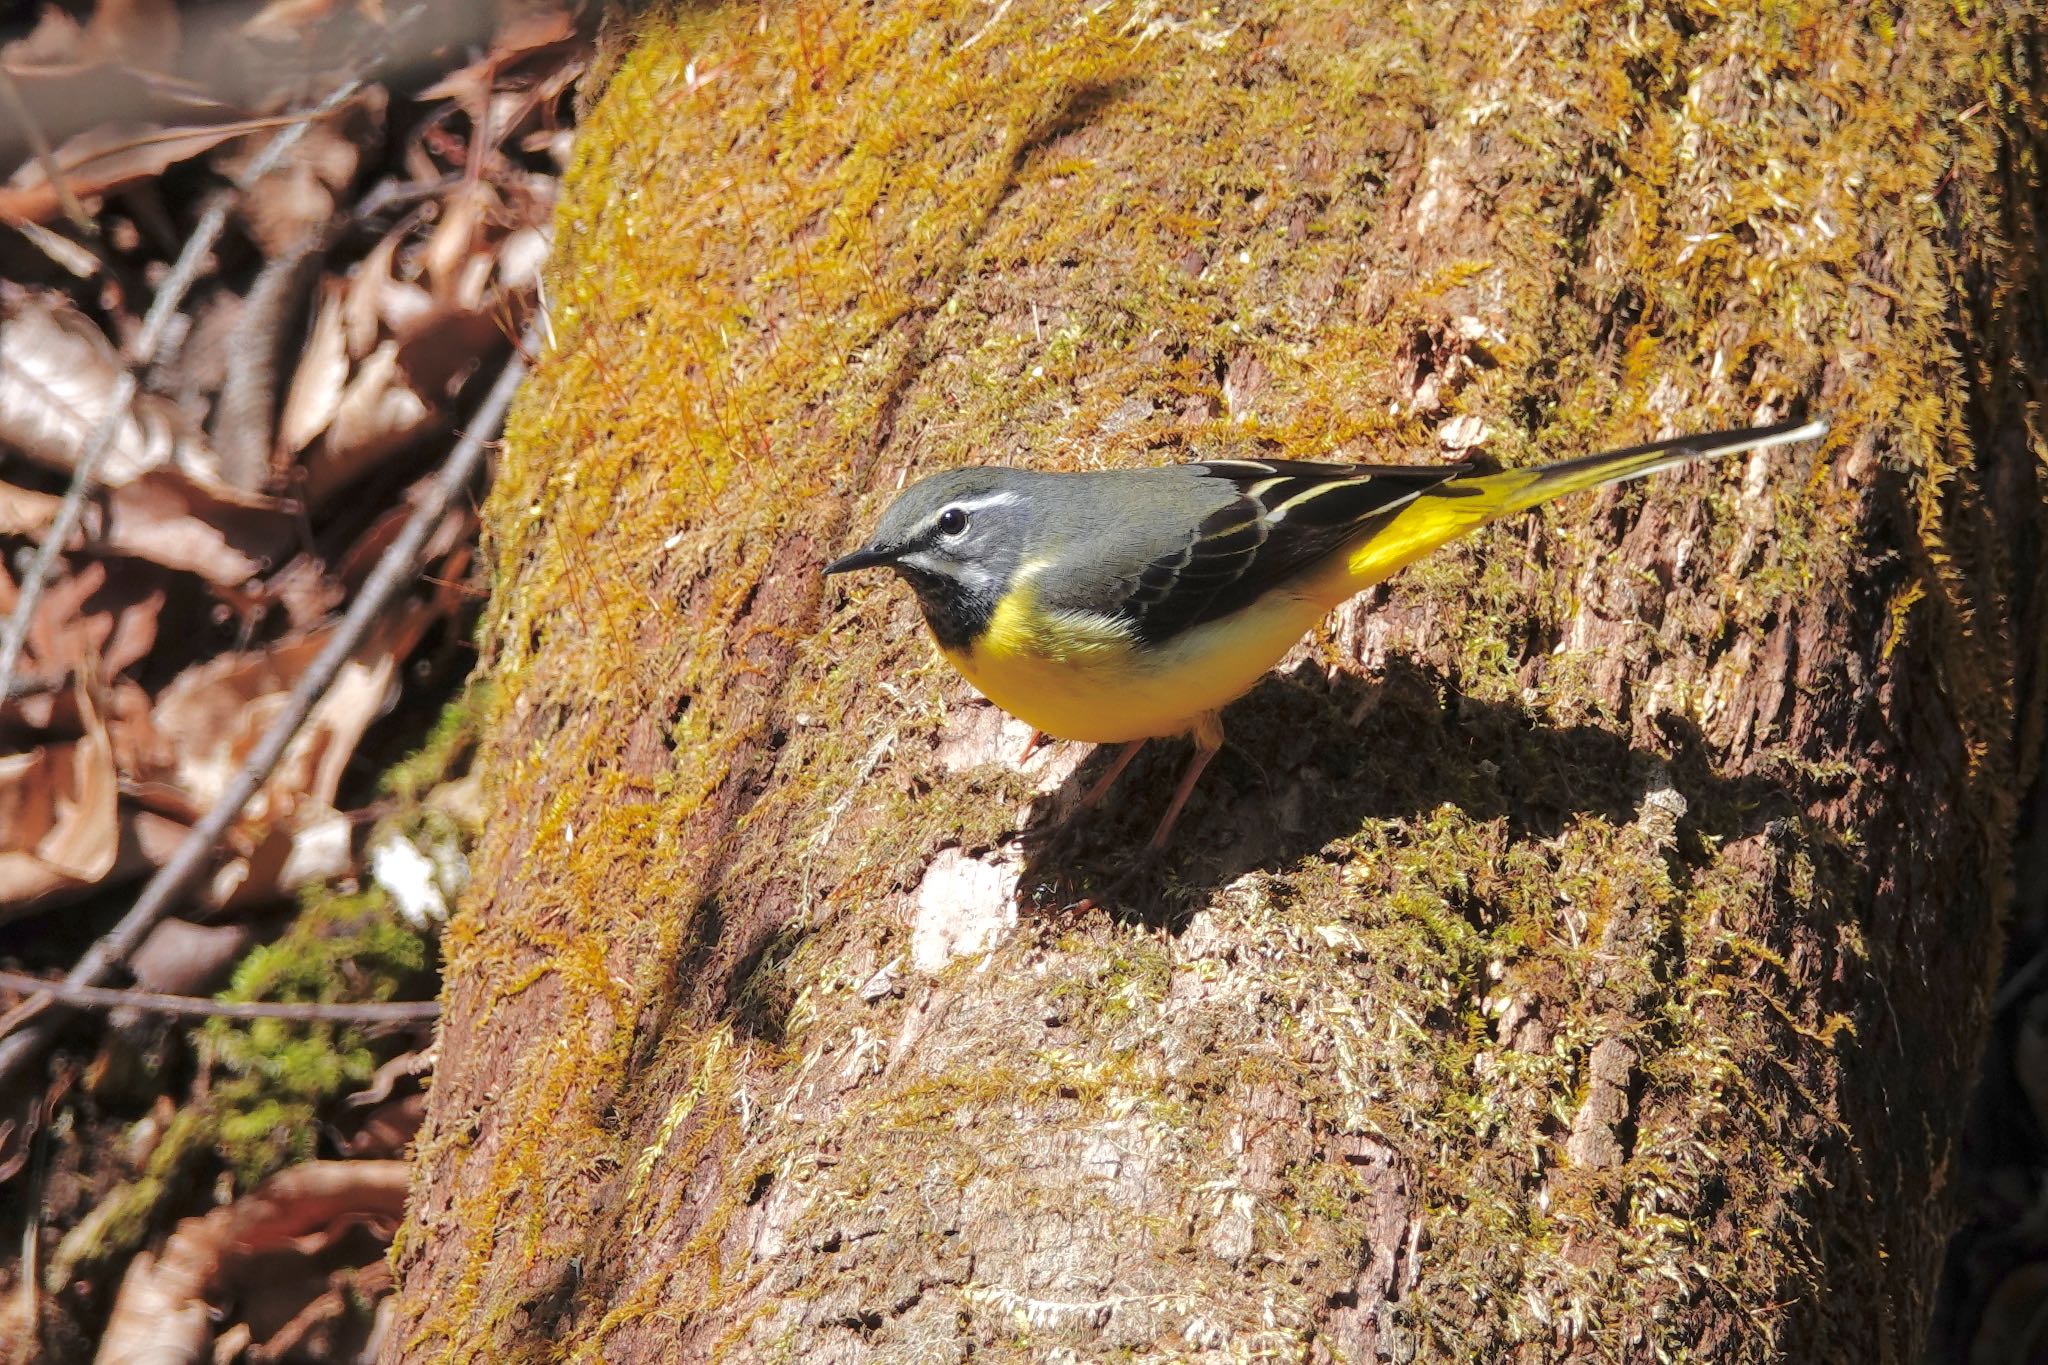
[909,576,997,650]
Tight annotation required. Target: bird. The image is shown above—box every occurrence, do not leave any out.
[824,417,1828,851]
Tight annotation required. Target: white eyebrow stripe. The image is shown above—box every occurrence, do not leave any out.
[948,490,1021,514]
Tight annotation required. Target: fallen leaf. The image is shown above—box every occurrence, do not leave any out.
[419,181,492,298]
[302,340,435,507]
[260,553,347,634]
[87,0,182,74]
[0,286,222,486]
[494,225,551,294]
[16,561,111,683]
[277,281,350,455]
[127,917,254,996]
[219,89,385,255]
[2,7,94,69]
[414,8,578,113]
[11,215,102,276]
[334,490,472,592]
[393,305,507,400]
[208,804,352,912]
[0,683,120,910]
[149,601,440,908]
[343,226,410,359]
[96,1161,410,1365]
[20,559,163,682]
[0,481,63,536]
[240,0,350,42]
[99,469,296,586]
[0,118,276,225]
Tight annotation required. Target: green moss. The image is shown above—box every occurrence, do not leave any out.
[44,1108,212,1291]
[201,886,435,1185]
[381,680,493,804]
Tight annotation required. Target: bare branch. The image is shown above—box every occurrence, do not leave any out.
[0,970,437,1024]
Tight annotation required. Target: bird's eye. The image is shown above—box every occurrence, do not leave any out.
[937,507,969,536]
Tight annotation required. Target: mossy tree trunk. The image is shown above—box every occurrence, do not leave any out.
[387,3,2046,1361]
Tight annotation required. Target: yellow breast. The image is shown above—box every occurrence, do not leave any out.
[939,581,1330,746]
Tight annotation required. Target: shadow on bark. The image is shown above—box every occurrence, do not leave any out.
[1015,653,1813,935]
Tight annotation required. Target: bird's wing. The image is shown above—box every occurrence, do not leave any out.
[1112,458,1469,643]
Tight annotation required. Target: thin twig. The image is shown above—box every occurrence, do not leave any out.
[0,970,438,1023]
[0,327,532,1091]
[0,77,365,703]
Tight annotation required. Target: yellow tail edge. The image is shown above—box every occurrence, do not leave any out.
[1339,417,1829,595]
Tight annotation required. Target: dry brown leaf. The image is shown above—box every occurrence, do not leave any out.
[0,118,274,225]
[150,601,438,908]
[453,250,494,311]
[302,341,434,507]
[343,224,434,357]
[92,578,162,680]
[22,560,118,677]
[376,274,435,342]
[343,228,396,358]
[277,281,350,455]
[0,481,63,536]
[419,181,493,299]
[2,7,94,69]
[99,469,296,586]
[394,305,508,401]
[240,0,349,42]
[414,9,578,110]
[154,632,327,809]
[95,1161,410,1365]
[0,683,120,910]
[0,286,222,486]
[127,917,254,996]
[219,89,385,256]
[207,805,351,912]
[87,0,182,74]
[19,559,164,684]
[334,493,472,594]
[12,215,102,276]
[262,553,347,633]
[100,674,170,788]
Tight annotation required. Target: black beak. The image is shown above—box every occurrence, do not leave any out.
[823,544,896,576]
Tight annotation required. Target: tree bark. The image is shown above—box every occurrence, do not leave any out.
[388,3,2047,1361]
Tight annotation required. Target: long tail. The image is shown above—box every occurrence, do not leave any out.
[1338,417,1828,594]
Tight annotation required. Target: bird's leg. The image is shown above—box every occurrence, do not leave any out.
[1077,740,1146,810]
[1146,714,1223,852]
[1019,728,1051,764]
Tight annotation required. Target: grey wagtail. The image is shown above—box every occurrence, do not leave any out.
[825,417,1827,850]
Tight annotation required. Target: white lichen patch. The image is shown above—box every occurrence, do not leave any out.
[910,846,1020,974]
[935,701,1090,796]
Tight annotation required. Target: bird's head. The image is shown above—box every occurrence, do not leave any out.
[824,467,1032,648]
